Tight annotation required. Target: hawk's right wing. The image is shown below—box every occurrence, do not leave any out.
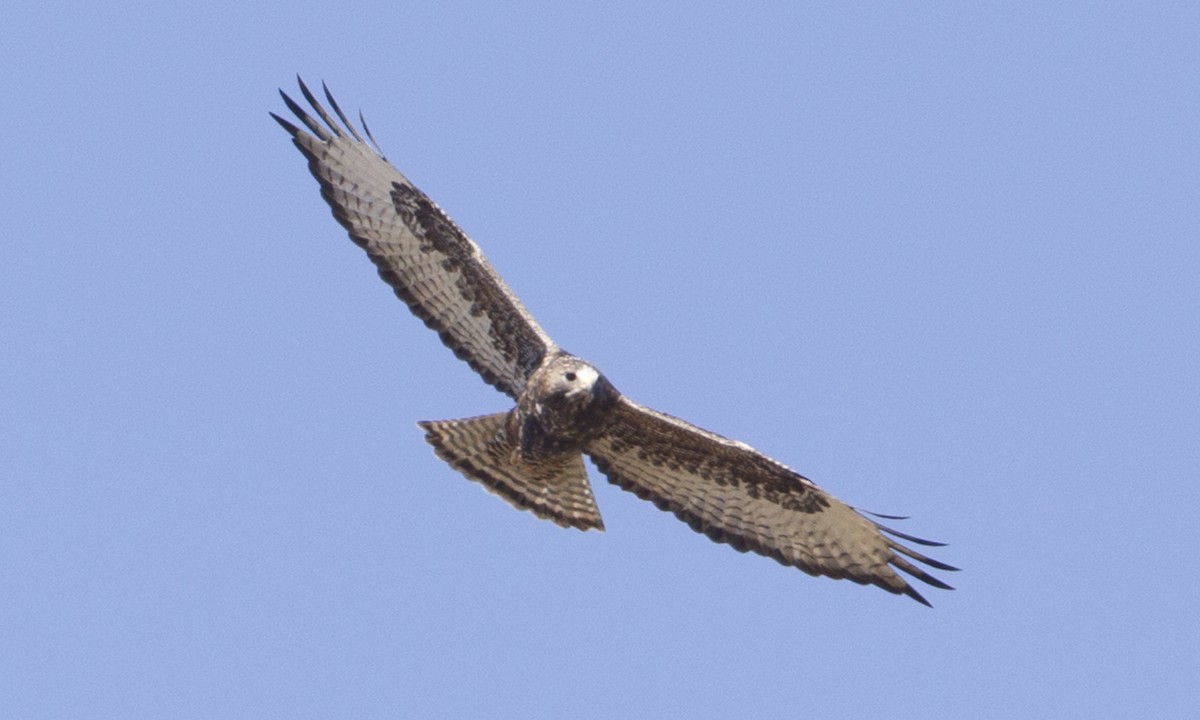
[272,78,556,399]
[586,397,957,605]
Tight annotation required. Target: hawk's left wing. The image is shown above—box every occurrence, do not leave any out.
[272,78,556,398]
[585,397,956,605]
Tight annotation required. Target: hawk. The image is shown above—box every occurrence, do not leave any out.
[272,78,957,605]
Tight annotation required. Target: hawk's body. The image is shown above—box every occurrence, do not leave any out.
[273,79,956,605]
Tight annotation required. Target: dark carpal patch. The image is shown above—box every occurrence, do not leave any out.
[605,419,829,514]
[392,183,546,381]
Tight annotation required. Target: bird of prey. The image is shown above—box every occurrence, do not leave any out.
[272,78,957,605]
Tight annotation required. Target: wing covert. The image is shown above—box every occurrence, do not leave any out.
[585,397,956,605]
[272,78,556,398]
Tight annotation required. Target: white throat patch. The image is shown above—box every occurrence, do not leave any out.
[573,365,600,388]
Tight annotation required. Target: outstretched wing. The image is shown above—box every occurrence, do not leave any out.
[272,78,556,398]
[585,397,957,605]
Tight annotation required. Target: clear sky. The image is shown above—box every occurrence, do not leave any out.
[3,2,1198,718]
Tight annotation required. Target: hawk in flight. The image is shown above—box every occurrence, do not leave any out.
[272,78,956,605]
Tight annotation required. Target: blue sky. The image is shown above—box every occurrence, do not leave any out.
[3,2,1198,717]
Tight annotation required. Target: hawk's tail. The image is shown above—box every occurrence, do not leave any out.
[418,413,605,531]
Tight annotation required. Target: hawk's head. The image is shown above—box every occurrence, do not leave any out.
[538,355,616,405]
[523,354,621,437]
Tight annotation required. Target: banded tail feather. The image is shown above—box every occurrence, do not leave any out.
[418,414,604,531]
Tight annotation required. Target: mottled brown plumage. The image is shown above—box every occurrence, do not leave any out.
[274,78,957,605]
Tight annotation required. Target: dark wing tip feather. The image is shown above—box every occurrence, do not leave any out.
[902,585,934,607]
[322,81,364,143]
[296,76,343,138]
[359,110,386,157]
[887,537,961,573]
[869,514,959,602]
[278,87,330,141]
[278,77,386,166]
[269,111,301,136]
[874,522,950,548]
[857,508,912,521]
[891,554,956,592]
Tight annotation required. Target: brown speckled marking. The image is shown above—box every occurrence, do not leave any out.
[392,184,547,382]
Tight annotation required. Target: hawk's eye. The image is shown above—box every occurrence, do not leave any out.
[564,372,577,382]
